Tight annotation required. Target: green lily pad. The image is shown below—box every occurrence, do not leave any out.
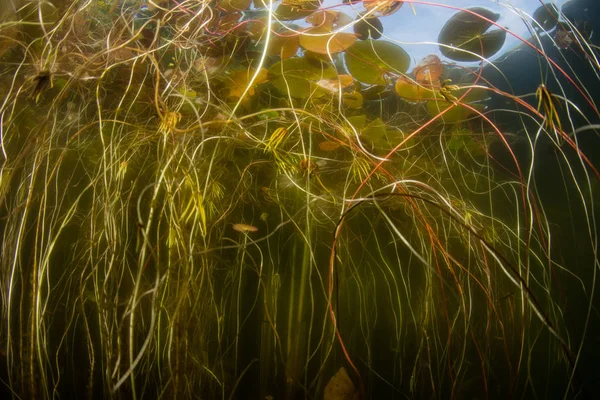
[269,56,337,98]
[346,115,366,131]
[438,7,507,62]
[344,40,410,85]
[361,118,386,142]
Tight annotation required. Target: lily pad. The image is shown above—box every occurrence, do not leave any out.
[315,75,354,93]
[438,7,506,62]
[306,10,353,30]
[364,0,404,17]
[354,12,383,40]
[362,118,386,142]
[361,85,392,101]
[266,32,300,59]
[413,54,443,84]
[269,57,337,98]
[346,115,367,131]
[532,3,559,31]
[299,27,357,55]
[343,92,363,108]
[218,0,251,12]
[223,68,269,99]
[275,1,321,21]
[344,40,410,85]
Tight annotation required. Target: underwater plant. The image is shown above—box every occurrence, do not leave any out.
[0,0,599,399]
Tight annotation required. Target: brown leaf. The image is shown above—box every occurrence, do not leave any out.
[225,68,268,99]
[324,367,358,400]
[413,54,443,84]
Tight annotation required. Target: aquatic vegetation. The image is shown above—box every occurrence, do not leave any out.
[0,0,599,399]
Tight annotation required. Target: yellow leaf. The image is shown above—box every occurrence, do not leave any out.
[315,75,353,93]
[394,77,436,102]
[299,27,357,55]
[226,68,268,99]
[342,92,363,108]
[267,33,300,59]
[318,141,341,151]
[233,223,258,232]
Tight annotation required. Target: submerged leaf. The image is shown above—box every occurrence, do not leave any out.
[426,90,487,123]
[324,367,358,400]
[344,40,410,84]
[269,57,337,98]
[224,68,268,99]
[346,115,367,131]
[438,7,506,62]
[342,91,364,108]
[394,77,436,102]
[318,141,341,151]
[362,117,386,142]
[233,223,258,232]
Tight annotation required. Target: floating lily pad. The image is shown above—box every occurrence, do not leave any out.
[306,10,352,30]
[275,1,321,21]
[354,13,383,40]
[299,27,357,54]
[344,40,410,84]
[533,3,559,31]
[438,7,506,62]
[269,57,337,98]
[266,32,300,59]
[218,0,251,12]
[364,0,404,17]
